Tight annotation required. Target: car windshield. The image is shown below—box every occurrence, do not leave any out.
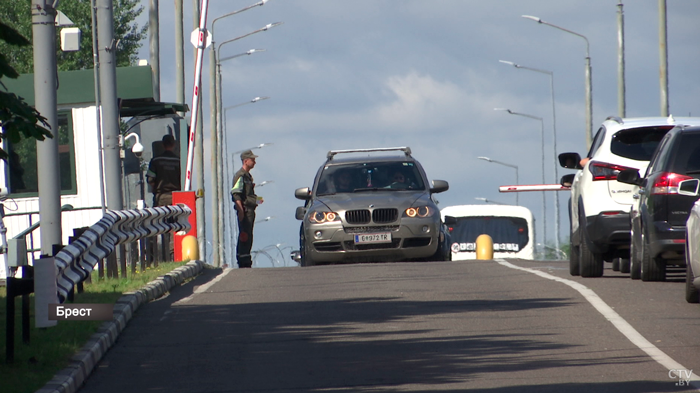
[610,126,673,161]
[316,161,425,195]
[448,216,530,250]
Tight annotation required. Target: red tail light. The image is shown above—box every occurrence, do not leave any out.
[588,161,635,181]
[650,172,694,195]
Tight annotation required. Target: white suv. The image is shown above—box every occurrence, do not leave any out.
[559,116,699,277]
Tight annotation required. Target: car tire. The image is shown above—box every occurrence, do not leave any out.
[299,228,314,267]
[641,239,665,282]
[569,243,580,276]
[612,258,620,271]
[686,260,699,304]
[630,234,642,279]
[579,226,604,277]
[619,258,631,274]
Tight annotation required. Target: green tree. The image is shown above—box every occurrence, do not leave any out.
[0,0,147,73]
[0,21,52,161]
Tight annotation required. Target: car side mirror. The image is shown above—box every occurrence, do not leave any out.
[443,215,457,225]
[430,180,449,194]
[616,169,642,186]
[558,152,583,170]
[560,173,575,188]
[678,179,700,197]
[295,206,307,220]
[294,187,311,200]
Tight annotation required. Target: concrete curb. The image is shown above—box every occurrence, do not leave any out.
[34,260,207,393]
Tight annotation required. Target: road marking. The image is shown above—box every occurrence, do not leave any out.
[173,267,234,305]
[497,259,700,389]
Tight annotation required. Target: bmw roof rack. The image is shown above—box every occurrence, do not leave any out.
[327,147,412,160]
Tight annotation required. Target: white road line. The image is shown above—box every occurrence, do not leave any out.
[497,259,700,390]
[173,267,234,305]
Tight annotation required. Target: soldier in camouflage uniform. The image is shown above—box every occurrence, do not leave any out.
[231,150,260,268]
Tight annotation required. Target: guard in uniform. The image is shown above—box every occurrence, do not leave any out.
[231,150,260,268]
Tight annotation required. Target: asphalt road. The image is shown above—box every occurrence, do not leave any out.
[77,259,700,392]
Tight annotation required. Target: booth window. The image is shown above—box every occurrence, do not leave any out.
[8,111,77,196]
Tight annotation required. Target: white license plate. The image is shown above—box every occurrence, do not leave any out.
[354,232,392,244]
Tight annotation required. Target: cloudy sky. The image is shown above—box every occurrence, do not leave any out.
[137,1,700,267]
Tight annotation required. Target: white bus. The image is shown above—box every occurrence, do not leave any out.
[441,204,536,260]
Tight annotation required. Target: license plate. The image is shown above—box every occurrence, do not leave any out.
[354,232,392,244]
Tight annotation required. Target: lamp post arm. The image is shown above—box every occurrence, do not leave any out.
[211,0,268,38]
[217,22,283,59]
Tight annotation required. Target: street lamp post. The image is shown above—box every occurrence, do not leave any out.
[494,108,547,249]
[477,156,519,205]
[499,59,561,255]
[207,18,280,266]
[522,15,592,149]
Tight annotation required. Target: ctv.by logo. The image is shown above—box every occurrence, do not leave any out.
[669,369,693,386]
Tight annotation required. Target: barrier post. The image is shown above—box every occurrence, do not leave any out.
[476,234,494,260]
[173,191,197,261]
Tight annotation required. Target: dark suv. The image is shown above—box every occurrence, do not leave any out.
[294,147,451,267]
[617,125,700,281]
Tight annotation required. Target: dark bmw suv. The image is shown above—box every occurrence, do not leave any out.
[617,125,700,281]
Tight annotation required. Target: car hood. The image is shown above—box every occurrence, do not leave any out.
[313,190,431,212]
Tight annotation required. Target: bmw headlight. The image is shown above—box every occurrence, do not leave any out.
[404,206,434,218]
[308,211,340,223]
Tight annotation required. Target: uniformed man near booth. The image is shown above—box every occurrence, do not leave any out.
[146,134,180,260]
[231,150,261,268]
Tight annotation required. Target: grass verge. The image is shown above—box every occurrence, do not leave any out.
[0,262,186,393]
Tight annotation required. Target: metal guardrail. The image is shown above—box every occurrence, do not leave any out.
[54,205,192,302]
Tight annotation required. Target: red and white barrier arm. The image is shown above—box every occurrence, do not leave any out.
[499,184,571,193]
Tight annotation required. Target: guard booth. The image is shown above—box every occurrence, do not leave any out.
[0,65,190,278]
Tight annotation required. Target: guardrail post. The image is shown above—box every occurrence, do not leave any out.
[5,265,34,364]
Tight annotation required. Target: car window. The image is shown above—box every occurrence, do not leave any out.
[610,126,673,161]
[316,161,426,195]
[587,127,605,158]
[645,133,672,176]
[449,216,530,250]
[669,132,700,174]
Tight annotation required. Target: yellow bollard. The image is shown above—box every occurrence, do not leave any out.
[181,235,199,261]
[475,234,494,260]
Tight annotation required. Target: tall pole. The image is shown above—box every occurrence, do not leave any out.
[149,0,160,101]
[209,35,220,267]
[617,3,626,118]
[90,0,106,215]
[175,0,184,114]
[32,0,61,255]
[522,15,592,149]
[658,0,669,116]
[494,109,547,251]
[189,0,209,257]
[498,60,561,255]
[98,0,124,276]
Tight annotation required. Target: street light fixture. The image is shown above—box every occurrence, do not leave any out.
[477,156,519,205]
[522,15,592,149]
[499,59,561,255]
[494,107,547,248]
[475,197,509,205]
